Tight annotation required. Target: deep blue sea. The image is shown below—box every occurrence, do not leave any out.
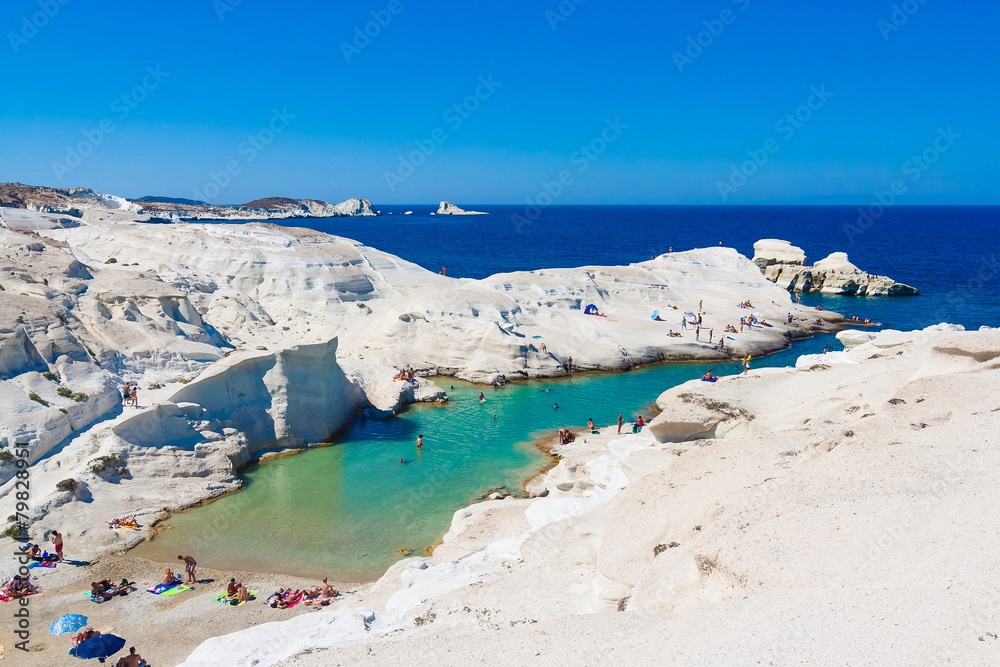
[278,205,998,331]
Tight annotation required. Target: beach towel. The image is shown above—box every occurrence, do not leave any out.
[146,580,181,595]
[28,560,57,569]
[110,524,141,533]
[161,584,192,597]
[0,590,36,603]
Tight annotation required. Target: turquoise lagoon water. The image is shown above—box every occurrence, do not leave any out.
[132,333,836,581]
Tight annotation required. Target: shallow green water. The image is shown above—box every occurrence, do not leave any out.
[132,334,835,581]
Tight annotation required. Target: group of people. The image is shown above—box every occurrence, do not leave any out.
[695,326,714,343]
[392,367,417,383]
[850,315,873,324]
[90,578,135,602]
[121,382,138,407]
[614,412,643,434]
[739,315,767,329]
[23,542,57,563]
[20,529,63,561]
[224,577,253,604]
[737,300,755,309]
[159,554,197,587]
[3,574,37,599]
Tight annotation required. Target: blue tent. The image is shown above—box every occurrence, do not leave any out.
[584,304,599,315]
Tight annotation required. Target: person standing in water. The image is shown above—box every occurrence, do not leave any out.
[479,392,485,402]
[416,435,423,449]
[617,412,624,434]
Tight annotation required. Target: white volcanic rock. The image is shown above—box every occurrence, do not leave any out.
[0,328,47,379]
[436,201,487,215]
[331,197,379,216]
[755,239,919,296]
[813,251,859,273]
[36,220,829,386]
[90,191,145,215]
[752,238,806,266]
[162,338,364,451]
[836,329,877,349]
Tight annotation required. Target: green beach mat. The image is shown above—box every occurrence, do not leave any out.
[161,584,192,597]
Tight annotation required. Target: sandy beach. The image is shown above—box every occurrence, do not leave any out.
[3,554,360,666]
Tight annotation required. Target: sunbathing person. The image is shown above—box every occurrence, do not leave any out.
[72,628,100,646]
[109,515,140,529]
[702,370,717,381]
[8,575,37,599]
[162,568,180,586]
[267,588,288,607]
[227,578,240,598]
[236,584,251,603]
[91,581,113,602]
[321,578,334,598]
[115,578,137,593]
[277,589,302,608]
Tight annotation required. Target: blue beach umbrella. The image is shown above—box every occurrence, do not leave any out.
[74,633,126,660]
[49,613,88,635]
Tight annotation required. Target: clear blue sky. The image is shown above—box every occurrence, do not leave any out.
[1,1,996,205]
